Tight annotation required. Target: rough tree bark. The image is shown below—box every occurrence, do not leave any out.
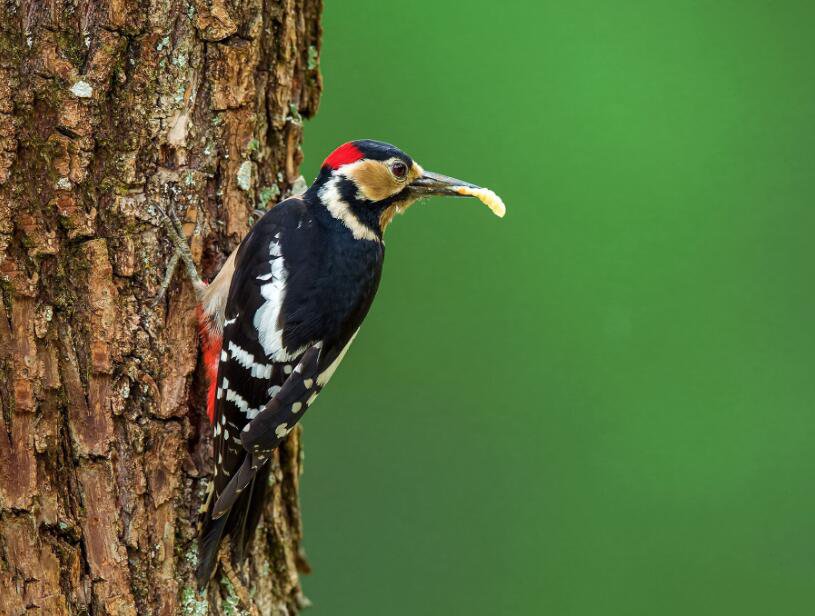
[0,0,322,613]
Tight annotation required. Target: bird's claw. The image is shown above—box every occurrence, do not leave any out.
[151,204,206,306]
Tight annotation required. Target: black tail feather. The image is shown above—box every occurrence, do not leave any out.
[212,456,258,520]
[196,512,228,589]
[196,462,271,589]
[232,464,271,564]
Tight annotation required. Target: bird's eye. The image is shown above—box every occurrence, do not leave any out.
[390,161,408,180]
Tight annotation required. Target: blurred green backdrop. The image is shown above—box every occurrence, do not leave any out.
[298,1,815,614]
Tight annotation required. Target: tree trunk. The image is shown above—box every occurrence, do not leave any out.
[0,0,322,613]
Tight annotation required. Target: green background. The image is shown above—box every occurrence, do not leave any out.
[298,1,815,614]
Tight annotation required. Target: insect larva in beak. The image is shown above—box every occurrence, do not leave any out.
[453,186,507,218]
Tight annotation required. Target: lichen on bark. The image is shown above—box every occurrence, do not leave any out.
[0,1,322,614]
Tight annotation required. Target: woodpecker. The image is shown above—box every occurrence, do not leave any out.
[161,140,505,588]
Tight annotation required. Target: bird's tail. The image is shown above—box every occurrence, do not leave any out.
[196,463,271,589]
[196,509,228,589]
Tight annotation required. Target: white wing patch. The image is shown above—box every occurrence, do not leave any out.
[224,387,265,419]
[253,235,287,360]
[227,341,274,379]
[253,234,307,362]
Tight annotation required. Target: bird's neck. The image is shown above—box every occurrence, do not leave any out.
[298,192,384,344]
[308,172,386,242]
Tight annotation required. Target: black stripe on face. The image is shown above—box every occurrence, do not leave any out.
[333,176,388,234]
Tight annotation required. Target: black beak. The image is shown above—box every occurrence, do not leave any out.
[406,169,506,218]
[408,171,482,197]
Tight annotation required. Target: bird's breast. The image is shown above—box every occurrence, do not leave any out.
[283,229,383,351]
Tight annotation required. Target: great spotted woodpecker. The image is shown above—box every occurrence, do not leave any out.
[161,140,505,588]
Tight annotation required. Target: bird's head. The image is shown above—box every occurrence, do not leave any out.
[308,139,505,241]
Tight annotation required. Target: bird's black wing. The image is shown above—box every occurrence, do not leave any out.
[197,197,322,587]
[210,343,324,519]
[197,193,380,588]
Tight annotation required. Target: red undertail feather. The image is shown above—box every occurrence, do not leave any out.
[322,142,364,170]
[196,304,222,425]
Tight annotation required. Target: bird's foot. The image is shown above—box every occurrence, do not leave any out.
[151,204,206,306]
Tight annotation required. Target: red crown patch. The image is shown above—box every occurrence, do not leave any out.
[322,142,364,169]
